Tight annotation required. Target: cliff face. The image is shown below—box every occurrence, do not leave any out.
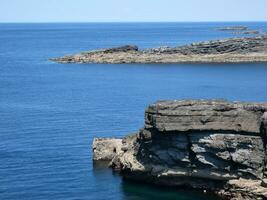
[93,100,267,200]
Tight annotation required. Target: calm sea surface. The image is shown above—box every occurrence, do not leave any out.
[1,22,267,200]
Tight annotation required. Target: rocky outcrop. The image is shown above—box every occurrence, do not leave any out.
[95,45,138,54]
[217,26,265,35]
[217,26,248,31]
[93,100,267,200]
[217,26,262,36]
[92,138,122,161]
[51,36,267,63]
[144,100,264,133]
[243,30,260,35]
[218,179,267,200]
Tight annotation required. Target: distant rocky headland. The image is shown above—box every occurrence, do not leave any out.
[51,36,267,64]
[93,99,267,200]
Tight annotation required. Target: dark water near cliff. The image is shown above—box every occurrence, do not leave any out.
[1,22,267,200]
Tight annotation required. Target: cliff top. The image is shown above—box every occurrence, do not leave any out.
[145,99,267,134]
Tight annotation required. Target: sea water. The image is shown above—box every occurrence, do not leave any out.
[1,22,267,200]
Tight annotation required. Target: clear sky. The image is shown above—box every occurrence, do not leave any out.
[1,0,267,22]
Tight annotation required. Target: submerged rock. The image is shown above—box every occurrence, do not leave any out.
[93,100,267,200]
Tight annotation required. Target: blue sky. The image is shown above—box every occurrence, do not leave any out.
[1,0,267,22]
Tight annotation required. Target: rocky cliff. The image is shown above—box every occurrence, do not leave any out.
[52,36,267,63]
[92,100,267,200]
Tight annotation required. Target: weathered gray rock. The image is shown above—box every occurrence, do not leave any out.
[177,36,267,55]
[145,100,265,133]
[92,138,122,161]
[262,112,267,180]
[101,45,138,53]
[92,100,267,200]
[261,178,267,187]
[190,133,265,179]
[218,179,267,200]
[262,112,267,132]
[145,36,267,55]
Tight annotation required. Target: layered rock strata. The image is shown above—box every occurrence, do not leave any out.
[92,100,267,200]
[52,36,267,63]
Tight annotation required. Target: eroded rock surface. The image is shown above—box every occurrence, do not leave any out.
[93,100,267,200]
[218,179,267,200]
[144,100,264,133]
[92,138,122,161]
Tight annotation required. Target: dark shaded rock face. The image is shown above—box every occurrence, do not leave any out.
[93,100,267,200]
[97,45,138,53]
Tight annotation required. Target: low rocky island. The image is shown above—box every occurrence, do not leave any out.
[217,26,262,36]
[242,30,261,35]
[93,99,267,200]
[217,26,248,31]
[51,36,267,64]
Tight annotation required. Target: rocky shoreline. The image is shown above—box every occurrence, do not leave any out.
[52,36,267,64]
[93,100,267,200]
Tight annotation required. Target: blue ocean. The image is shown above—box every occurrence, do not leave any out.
[1,22,267,200]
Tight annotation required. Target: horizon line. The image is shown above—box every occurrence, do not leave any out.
[0,20,267,24]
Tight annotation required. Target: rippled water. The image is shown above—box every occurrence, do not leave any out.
[1,22,267,200]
